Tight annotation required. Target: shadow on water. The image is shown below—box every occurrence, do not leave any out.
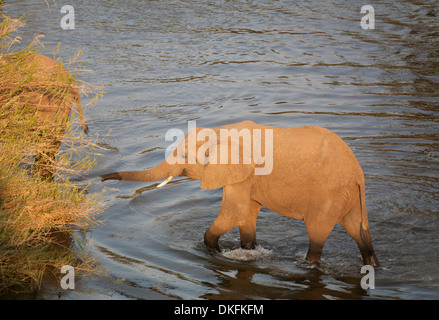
[200,255,369,300]
[4,0,439,299]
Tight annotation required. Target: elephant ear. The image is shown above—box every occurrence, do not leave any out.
[200,136,255,190]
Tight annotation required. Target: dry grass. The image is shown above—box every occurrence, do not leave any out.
[0,13,104,296]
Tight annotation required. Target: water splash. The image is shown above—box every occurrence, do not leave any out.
[221,246,272,261]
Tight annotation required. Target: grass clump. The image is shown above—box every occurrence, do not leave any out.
[0,14,103,296]
[0,162,101,296]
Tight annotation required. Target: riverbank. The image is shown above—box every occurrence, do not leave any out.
[0,14,103,297]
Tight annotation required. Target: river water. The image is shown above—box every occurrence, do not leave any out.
[4,0,438,299]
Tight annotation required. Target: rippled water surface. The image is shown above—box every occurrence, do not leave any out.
[5,0,439,299]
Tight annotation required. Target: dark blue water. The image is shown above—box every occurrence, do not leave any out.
[4,0,438,299]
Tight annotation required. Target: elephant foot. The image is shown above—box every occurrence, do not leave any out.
[205,245,221,255]
[363,253,379,268]
[204,232,220,252]
[305,255,321,265]
[240,240,257,250]
[305,248,322,264]
[239,225,257,250]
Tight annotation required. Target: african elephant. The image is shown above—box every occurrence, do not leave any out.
[101,121,379,266]
[3,53,89,178]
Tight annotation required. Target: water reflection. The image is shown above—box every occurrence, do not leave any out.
[201,257,369,300]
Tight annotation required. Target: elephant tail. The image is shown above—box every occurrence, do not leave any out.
[357,183,369,230]
[73,87,89,135]
[358,183,368,232]
[357,181,379,266]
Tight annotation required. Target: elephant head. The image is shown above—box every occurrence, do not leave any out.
[101,120,272,190]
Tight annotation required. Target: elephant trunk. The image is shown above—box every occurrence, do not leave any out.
[100,161,172,184]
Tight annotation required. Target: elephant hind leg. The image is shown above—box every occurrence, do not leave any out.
[340,205,379,267]
[304,201,339,264]
[305,224,335,264]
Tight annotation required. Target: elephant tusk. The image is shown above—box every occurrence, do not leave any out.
[157,176,173,188]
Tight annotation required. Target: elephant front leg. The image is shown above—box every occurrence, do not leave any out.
[204,207,238,252]
[239,224,256,250]
[239,200,261,250]
[204,223,225,252]
[204,183,259,252]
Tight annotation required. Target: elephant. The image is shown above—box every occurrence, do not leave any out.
[2,53,89,178]
[101,121,379,267]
